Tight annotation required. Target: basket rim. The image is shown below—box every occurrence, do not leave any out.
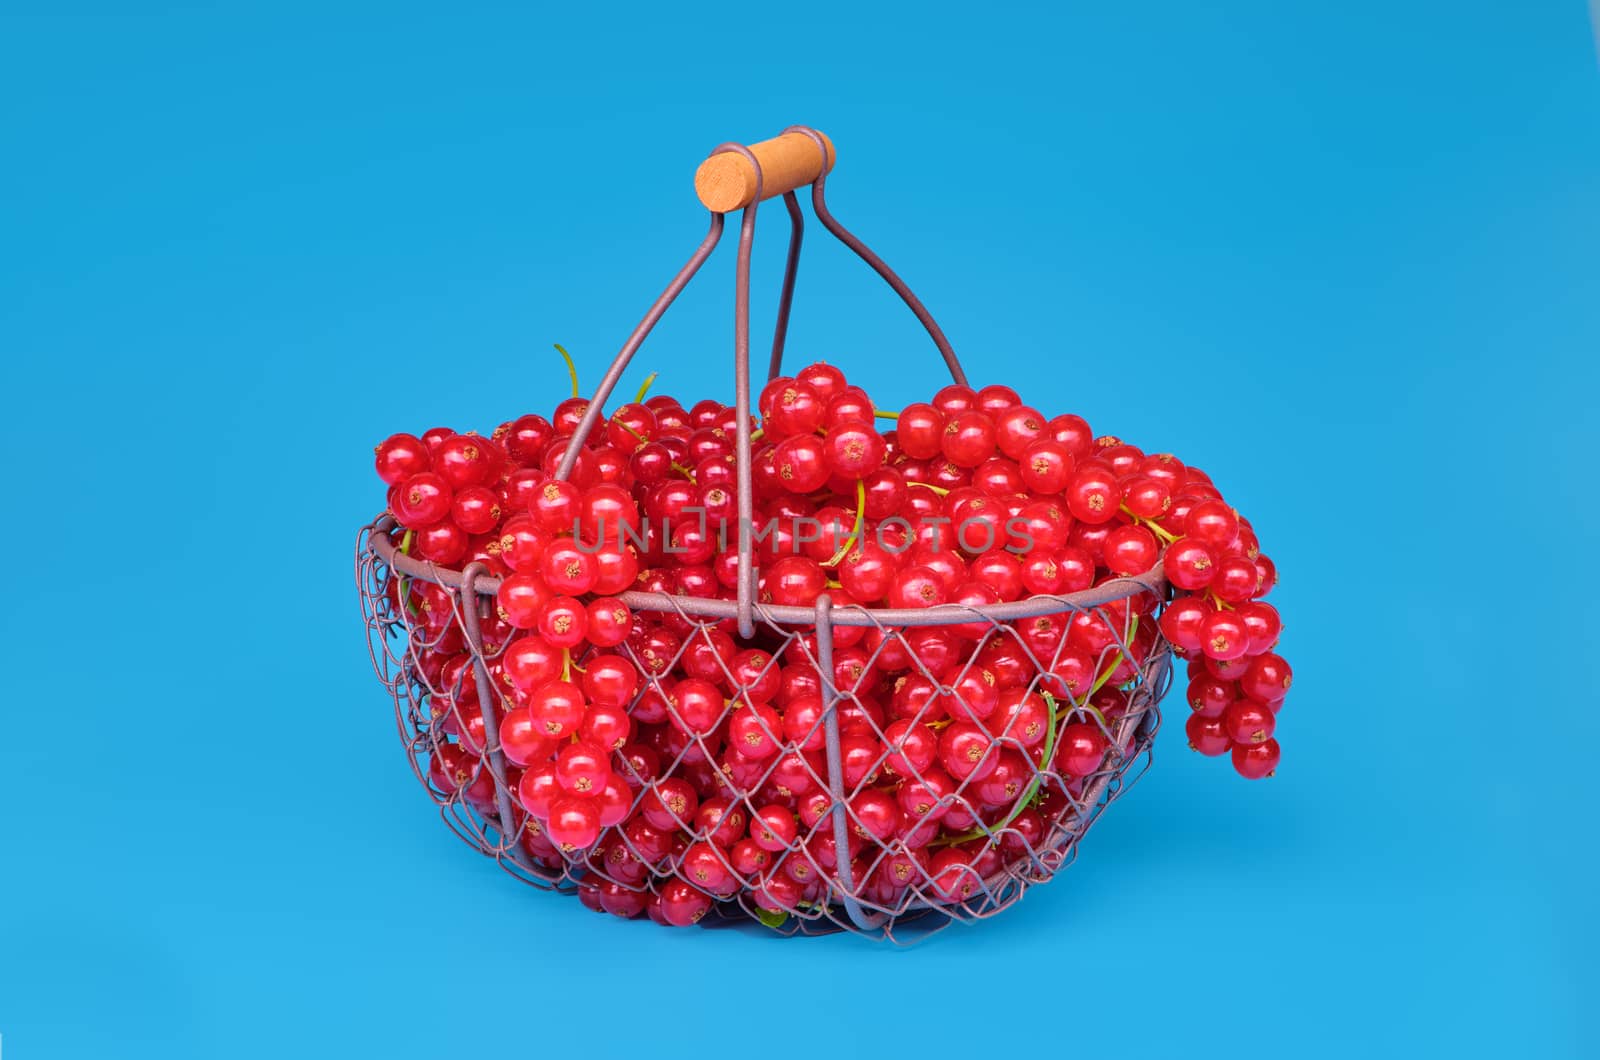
[363,516,1169,629]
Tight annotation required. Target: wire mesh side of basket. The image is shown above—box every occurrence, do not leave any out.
[358,519,1173,940]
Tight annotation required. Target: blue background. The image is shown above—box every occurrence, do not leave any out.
[3,3,1596,1057]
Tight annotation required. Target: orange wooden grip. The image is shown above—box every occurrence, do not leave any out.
[694,130,837,213]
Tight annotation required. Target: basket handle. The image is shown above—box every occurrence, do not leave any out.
[695,130,837,213]
[554,127,968,638]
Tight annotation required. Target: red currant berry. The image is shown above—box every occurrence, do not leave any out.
[529,478,580,535]
[528,679,586,739]
[1164,537,1217,591]
[412,522,468,566]
[849,789,903,842]
[546,796,602,849]
[1212,551,1260,604]
[1157,595,1213,653]
[394,472,453,529]
[883,719,939,776]
[496,705,551,767]
[896,402,946,459]
[1185,499,1240,548]
[939,722,999,782]
[1200,610,1249,661]
[579,699,632,750]
[751,805,799,852]
[942,411,997,468]
[927,848,979,903]
[500,635,562,691]
[825,420,886,479]
[1063,466,1118,525]
[516,765,560,816]
[1121,475,1172,520]
[728,703,783,759]
[534,595,588,648]
[1019,439,1074,494]
[1185,713,1231,756]
[762,555,828,607]
[773,434,830,493]
[433,433,495,489]
[1235,601,1282,654]
[1223,700,1276,745]
[1231,738,1280,779]
[694,797,748,849]
[539,540,598,595]
[1053,722,1109,777]
[375,433,431,485]
[887,566,947,609]
[450,486,502,534]
[658,879,713,926]
[582,653,636,710]
[1045,413,1093,456]
[1240,652,1293,705]
[641,778,698,830]
[669,678,726,735]
[1102,524,1160,576]
[1185,675,1235,719]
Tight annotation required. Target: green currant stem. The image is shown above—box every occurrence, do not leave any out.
[561,649,572,682]
[822,479,868,567]
[635,371,659,404]
[553,343,579,399]
[614,418,648,448]
[1087,615,1138,698]
[905,480,950,496]
[1121,505,1178,544]
[933,692,1062,848]
[397,530,418,615]
[874,409,900,420]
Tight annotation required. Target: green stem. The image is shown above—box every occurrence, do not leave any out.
[874,409,899,420]
[397,530,418,615]
[905,480,950,496]
[553,343,579,399]
[934,692,1061,848]
[635,371,659,403]
[614,418,647,446]
[1087,614,1138,697]
[1119,505,1179,544]
[823,478,868,567]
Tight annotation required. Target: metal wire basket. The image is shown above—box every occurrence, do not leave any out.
[356,125,1173,940]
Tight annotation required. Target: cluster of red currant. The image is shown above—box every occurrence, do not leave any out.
[373,356,1289,926]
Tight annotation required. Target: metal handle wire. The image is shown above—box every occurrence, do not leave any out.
[553,126,972,636]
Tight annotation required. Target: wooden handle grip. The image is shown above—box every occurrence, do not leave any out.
[694,129,837,213]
